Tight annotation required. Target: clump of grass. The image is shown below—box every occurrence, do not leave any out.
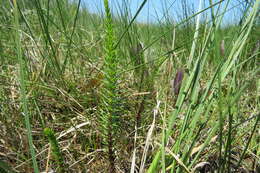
[147,1,260,172]
[44,128,65,173]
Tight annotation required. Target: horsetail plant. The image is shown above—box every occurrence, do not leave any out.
[13,1,39,172]
[100,0,121,172]
[44,128,65,173]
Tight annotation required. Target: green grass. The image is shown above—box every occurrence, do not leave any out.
[0,0,259,172]
[13,0,39,172]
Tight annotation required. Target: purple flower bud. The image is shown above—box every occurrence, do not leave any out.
[172,69,184,96]
[220,40,225,57]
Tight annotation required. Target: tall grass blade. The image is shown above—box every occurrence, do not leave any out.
[13,0,39,172]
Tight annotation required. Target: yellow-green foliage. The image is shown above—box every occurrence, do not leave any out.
[100,0,120,172]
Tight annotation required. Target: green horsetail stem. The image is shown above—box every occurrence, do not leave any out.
[44,128,65,173]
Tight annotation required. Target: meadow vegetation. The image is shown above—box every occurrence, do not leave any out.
[0,0,259,172]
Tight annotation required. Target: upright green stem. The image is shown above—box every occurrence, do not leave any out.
[13,1,39,172]
[101,0,120,172]
[44,128,65,173]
